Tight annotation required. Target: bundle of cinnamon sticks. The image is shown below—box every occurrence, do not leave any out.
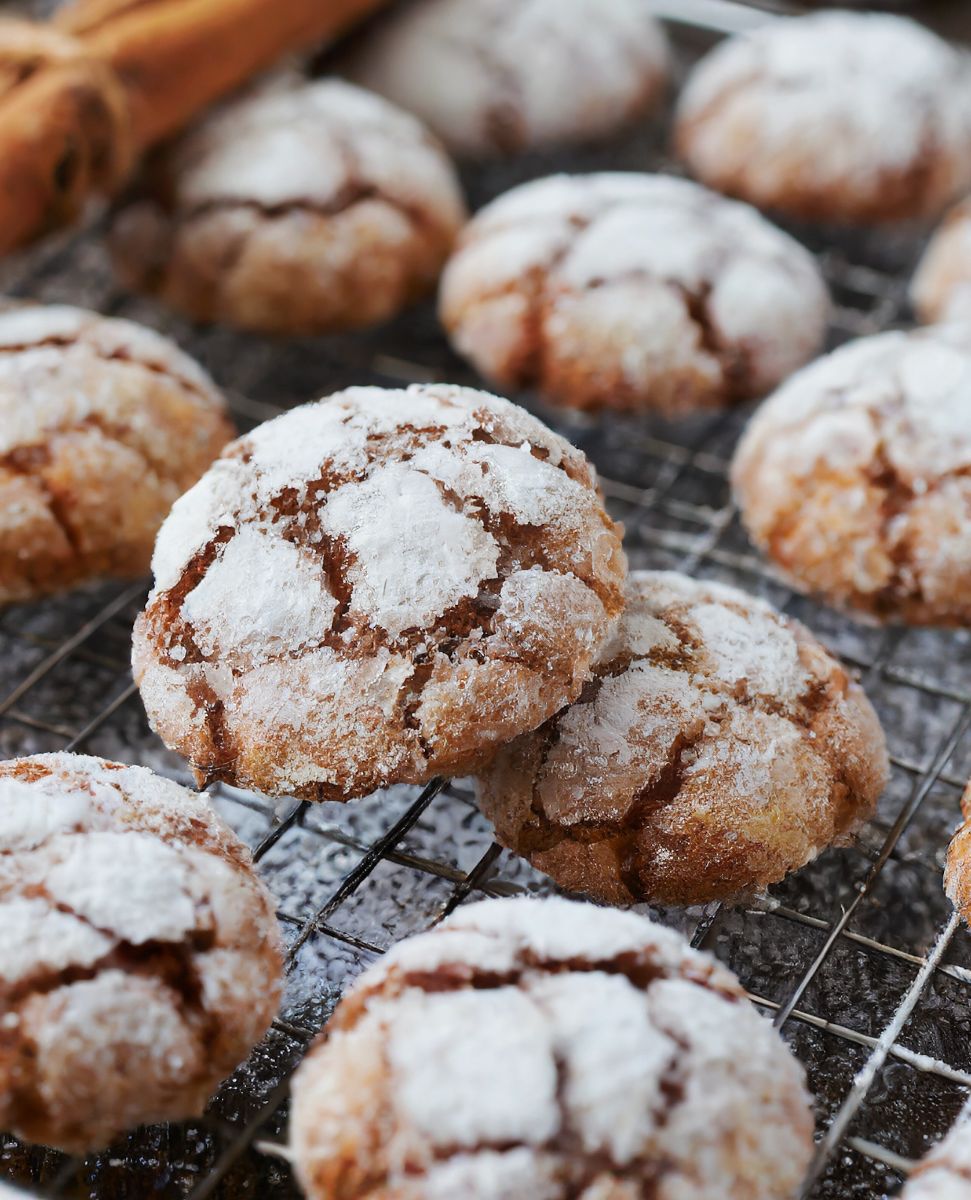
[0,0,389,257]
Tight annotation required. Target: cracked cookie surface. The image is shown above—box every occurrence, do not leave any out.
[289,896,815,1200]
[901,1116,971,1199]
[477,572,887,906]
[676,11,971,225]
[0,304,233,606]
[340,0,669,158]
[733,327,971,625]
[439,173,828,416]
[132,383,626,802]
[0,753,282,1154]
[108,77,466,334]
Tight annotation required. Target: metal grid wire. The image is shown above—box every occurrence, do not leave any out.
[4,2,971,1197]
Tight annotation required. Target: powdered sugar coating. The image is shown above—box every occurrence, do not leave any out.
[0,303,232,605]
[133,383,626,801]
[477,571,887,906]
[109,77,466,334]
[0,753,282,1153]
[902,1117,971,1199]
[290,896,815,1200]
[733,326,971,625]
[676,11,971,224]
[912,197,971,325]
[341,0,668,158]
[440,173,828,416]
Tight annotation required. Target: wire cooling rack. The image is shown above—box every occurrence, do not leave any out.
[4,2,971,1197]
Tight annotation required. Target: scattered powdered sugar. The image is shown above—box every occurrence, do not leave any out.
[134,383,625,801]
[290,897,814,1200]
[0,753,283,1153]
[903,1115,971,1199]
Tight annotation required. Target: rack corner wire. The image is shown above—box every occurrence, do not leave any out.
[3,1,971,1197]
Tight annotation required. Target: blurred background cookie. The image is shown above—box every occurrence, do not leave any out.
[339,0,669,158]
[676,11,971,225]
[477,571,887,906]
[133,383,626,801]
[733,327,971,625]
[0,304,232,605]
[0,753,282,1153]
[912,197,971,324]
[109,78,466,334]
[440,173,828,417]
[290,896,815,1200]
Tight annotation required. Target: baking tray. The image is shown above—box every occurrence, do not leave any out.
[4,1,971,1196]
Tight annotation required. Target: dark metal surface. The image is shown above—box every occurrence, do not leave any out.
[4,4,971,1197]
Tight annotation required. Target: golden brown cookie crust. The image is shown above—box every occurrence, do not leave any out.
[109,77,466,335]
[133,383,626,801]
[0,304,233,606]
[675,11,971,225]
[290,897,815,1200]
[733,327,971,626]
[440,173,828,417]
[477,571,888,906]
[0,753,282,1154]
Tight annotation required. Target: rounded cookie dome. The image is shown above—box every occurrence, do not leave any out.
[0,303,233,605]
[733,327,971,625]
[132,383,626,801]
[0,753,282,1153]
[440,173,828,416]
[290,896,815,1200]
[477,571,887,906]
[341,0,669,157]
[911,197,971,325]
[109,78,466,334]
[675,11,971,225]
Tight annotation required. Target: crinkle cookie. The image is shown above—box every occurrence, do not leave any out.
[340,0,669,158]
[440,173,828,416]
[944,782,971,934]
[0,753,282,1154]
[912,198,971,325]
[109,78,466,334]
[290,896,815,1200]
[132,384,626,802]
[676,11,971,225]
[478,571,887,906]
[733,327,971,625]
[0,304,233,606]
[901,1116,971,1199]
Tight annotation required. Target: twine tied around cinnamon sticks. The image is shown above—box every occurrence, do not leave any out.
[0,0,389,258]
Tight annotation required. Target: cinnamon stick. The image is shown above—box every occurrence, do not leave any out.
[0,0,388,256]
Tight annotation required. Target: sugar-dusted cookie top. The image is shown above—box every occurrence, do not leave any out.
[133,383,626,800]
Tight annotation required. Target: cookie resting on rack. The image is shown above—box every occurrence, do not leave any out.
[0,753,282,1154]
[911,197,971,326]
[132,383,627,801]
[109,77,466,335]
[675,11,971,224]
[901,1116,971,1199]
[340,0,669,158]
[289,896,815,1200]
[477,571,887,906]
[0,304,233,606]
[439,173,828,416]
[732,326,971,625]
